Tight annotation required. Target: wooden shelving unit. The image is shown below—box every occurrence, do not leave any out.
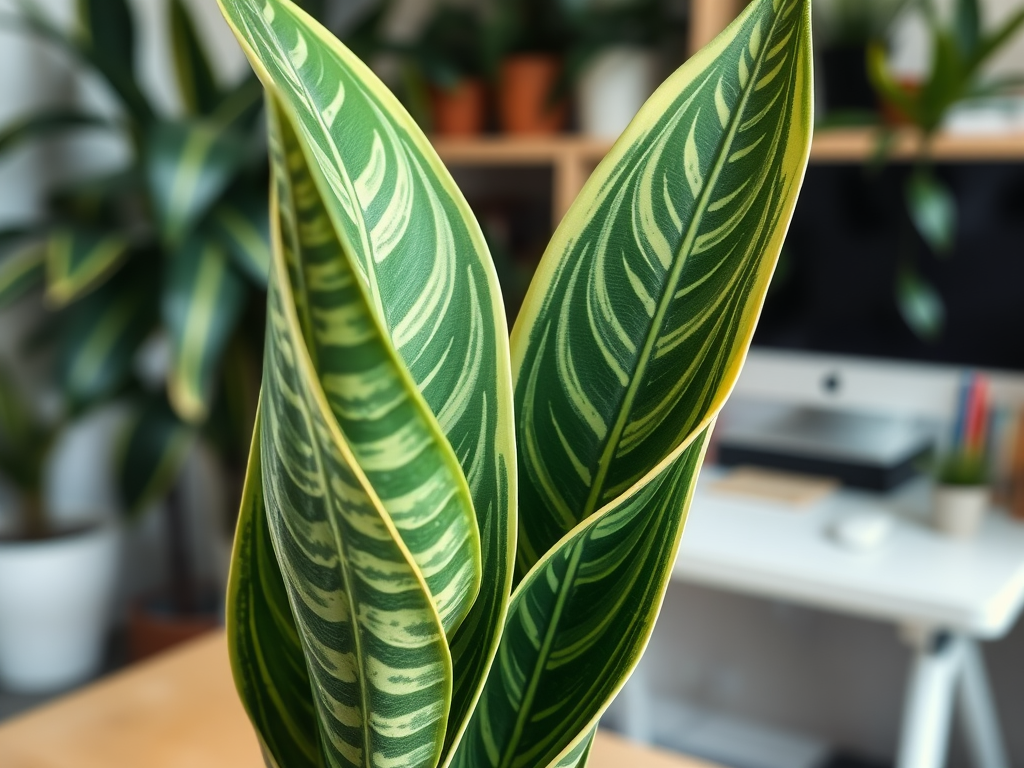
[433,129,1024,224]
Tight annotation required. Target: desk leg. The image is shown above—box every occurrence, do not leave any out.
[957,639,1008,768]
[897,632,963,768]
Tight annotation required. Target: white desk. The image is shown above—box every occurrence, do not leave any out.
[660,468,1024,768]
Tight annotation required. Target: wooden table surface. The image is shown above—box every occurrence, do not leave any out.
[0,632,716,768]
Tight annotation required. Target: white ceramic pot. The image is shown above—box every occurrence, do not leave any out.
[932,485,990,539]
[577,45,659,139]
[0,524,119,692]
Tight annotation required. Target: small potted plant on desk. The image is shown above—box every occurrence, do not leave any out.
[933,374,992,538]
[0,365,119,693]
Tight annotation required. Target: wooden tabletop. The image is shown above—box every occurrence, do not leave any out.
[0,632,716,768]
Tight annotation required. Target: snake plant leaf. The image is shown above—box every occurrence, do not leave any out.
[0,244,45,310]
[228,416,322,768]
[218,0,517,752]
[265,98,482,634]
[163,234,246,423]
[117,395,194,517]
[145,120,247,246]
[58,269,156,405]
[257,240,452,768]
[511,0,814,574]
[171,0,222,115]
[0,110,112,156]
[209,191,271,285]
[549,727,596,768]
[77,0,134,76]
[44,228,130,308]
[453,428,712,768]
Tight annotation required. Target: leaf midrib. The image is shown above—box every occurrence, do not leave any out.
[582,3,789,521]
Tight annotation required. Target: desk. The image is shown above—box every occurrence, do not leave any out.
[666,469,1024,768]
[0,632,717,768]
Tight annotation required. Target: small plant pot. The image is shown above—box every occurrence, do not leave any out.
[498,54,567,136]
[431,78,486,137]
[0,523,119,692]
[577,45,659,139]
[932,484,990,538]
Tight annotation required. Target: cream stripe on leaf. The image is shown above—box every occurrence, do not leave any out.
[44,227,129,308]
[162,234,246,424]
[452,429,711,768]
[218,0,517,760]
[257,218,452,768]
[228,414,324,768]
[265,98,481,638]
[145,119,247,246]
[510,0,813,575]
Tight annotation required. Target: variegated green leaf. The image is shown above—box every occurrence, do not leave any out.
[171,0,221,115]
[145,120,246,246]
[117,395,193,517]
[218,0,517,754]
[227,412,322,768]
[0,244,45,310]
[163,234,246,423]
[209,192,272,285]
[453,428,711,768]
[549,727,596,768]
[45,228,129,307]
[511,0,814,573]
[58,268,156,404]
[258,232,452,768]
[0,110,112,156]
[265,98,482,636]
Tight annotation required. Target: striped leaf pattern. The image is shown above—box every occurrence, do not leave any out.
[228,416,322,768]
[453,429,711,768]
[218,0,517,754]
[266,97,481,636]
[259,237,451,768]
[163,234,246,423]
[45,228,129,307]
[511,0,814,573]
[170,0,221,115]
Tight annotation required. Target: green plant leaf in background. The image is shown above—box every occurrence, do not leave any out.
[163,234,247,423]
[218,0,518,757]
[228,417,322,768]
[145,120,247,246]
[45,227,130,307]
[511,0,814,574]
[118,394,194,517]
[209,191,272,285]
[170,0,222,115]
[906,170,956,255]
[896,263,945,341]
[0,110,113,156]
[0,244,45,310]
[77,0,134,76]
[58,265,156,406]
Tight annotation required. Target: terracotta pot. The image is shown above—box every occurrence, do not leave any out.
[498,54,567,135]
[127,592,221,661]
[431,78,487,137]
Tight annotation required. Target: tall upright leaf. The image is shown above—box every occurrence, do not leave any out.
[77,0,134,75]
[511,0,814,573]
[170,0,221,115]
[218,0,518,752]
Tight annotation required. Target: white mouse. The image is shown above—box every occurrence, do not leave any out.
[830,512,894,552]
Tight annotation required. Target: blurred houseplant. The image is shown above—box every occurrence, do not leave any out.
[0,0,273,656]
[866,0,1024,339]
[0,364,119,691]
[217,1,812,768]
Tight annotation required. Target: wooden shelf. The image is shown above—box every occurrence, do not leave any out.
[811,128,1024,163]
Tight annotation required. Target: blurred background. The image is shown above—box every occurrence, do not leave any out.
[1,1,1024,768]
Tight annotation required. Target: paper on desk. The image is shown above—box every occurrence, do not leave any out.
[710,466,839,508]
